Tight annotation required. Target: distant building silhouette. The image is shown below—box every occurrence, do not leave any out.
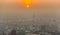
[10,29,16,35]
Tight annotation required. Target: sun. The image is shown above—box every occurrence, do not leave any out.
[22,0,33,8]
[26,4,30,8]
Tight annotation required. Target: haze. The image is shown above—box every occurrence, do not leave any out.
[0,0,60,30]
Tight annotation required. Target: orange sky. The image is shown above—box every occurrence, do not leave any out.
[1,0,60,4]
[0,0,60,8]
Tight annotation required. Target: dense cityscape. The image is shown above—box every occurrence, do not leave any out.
[0,0,60,35]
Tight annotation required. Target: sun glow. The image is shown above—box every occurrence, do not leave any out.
[22,0,33,8]
[17,0,37,8]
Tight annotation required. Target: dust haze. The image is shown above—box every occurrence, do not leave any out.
[0,0,60,35]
